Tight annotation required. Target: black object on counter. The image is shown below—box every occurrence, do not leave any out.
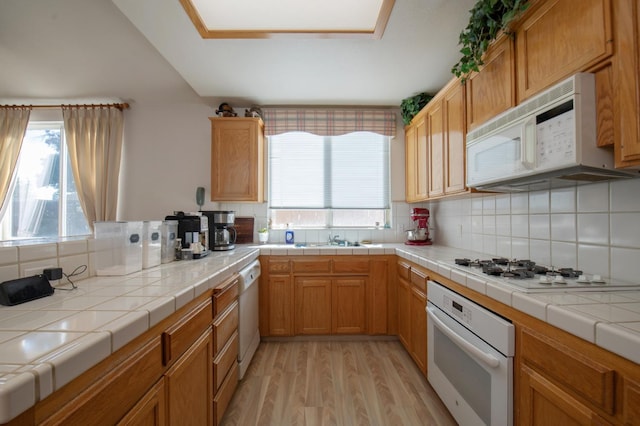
[0,275,54,306]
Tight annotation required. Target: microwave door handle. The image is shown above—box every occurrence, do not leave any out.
[521,116,537,169]
[427,306,500,369]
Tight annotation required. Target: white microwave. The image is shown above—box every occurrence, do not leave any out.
[466,73,633,192]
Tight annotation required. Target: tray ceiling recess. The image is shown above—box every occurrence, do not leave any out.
[179,0,395,39]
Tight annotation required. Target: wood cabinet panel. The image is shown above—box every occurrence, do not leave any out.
[332,278,367,334]
[213,331,238,392]
[516,0,613,102]
[368,258,389,335]
[443,80,466,194]
[427,101,444,198]
[410,285,427,376]
[405,117,429,202]
[295,277,332,334]
[118,379,166,426]
[292,259,332,274]
[268,259,291,274]
[519,365,611,426]
[466,34,516,131]
[521,328,615,414]
[613,0,640,166]
[213,276,238,317]
[214,362,239,425]
[267,275,293,336]
[162,299,213,366]
[210,117,264,202]
[165,329,213,426]
[397,272,411,351]
[623,378,640,425]
[333,259,369,274]
[213,302,238,354]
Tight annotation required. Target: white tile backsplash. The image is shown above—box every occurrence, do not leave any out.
[428,179,640,277]
[18,244,57,262]
[0,247,18,265]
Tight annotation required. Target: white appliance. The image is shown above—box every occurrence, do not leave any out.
[237,259,261,379]
[427,281,515,425]
[466,73,633,192]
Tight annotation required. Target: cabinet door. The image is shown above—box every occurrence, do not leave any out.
[368,258,389,335]
[210,117,264,202]
[268,275,293,336]
[443,80,466,195]
[465,34,516,131]
[405,117,429,202]
[397,276,411,351]
[165,330,213,426]
[519,365,612,426]
[405,124,417,202]
[295,277,332,334]
[516,0,613,101]
[427,102,444,198]
[614,0,640,166]
[118,379,166,426]
[410,285,427,376]
[332,277,366,334]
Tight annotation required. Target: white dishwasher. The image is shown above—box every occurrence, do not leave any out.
[237,259,261,379]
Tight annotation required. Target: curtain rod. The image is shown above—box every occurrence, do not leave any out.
[0,103,130,110]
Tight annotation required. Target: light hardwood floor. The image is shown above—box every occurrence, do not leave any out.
[221,340,456,426]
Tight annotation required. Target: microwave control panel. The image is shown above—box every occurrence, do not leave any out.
[536,105,576,168]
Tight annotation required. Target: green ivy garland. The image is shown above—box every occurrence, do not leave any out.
[452,0,530,80]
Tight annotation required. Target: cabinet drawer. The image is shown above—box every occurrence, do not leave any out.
[213,276,238,316]
[162,299,213,365]
[269,259,290,273]
[410,269,428,293]
[333,259,369,274]
[213,302,239,354]
[214,362,239,425]
[521,328,615,414]
[292,259,331,273]
[213,331,238,392]
[397,261,411,281]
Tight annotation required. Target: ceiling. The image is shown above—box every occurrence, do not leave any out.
[0,0,477,108]
[112,0,477,106]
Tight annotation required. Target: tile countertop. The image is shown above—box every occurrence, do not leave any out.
[1,243,639,422]
[0,246,259,424]
[259,243,640,365]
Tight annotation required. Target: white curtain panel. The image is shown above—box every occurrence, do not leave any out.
[0,107,31,219]
[63,106,124,231]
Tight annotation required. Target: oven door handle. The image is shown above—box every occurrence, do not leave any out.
[427,306,500,369]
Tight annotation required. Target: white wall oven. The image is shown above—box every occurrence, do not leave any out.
[427,281,515,425]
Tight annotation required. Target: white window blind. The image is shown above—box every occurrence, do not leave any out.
[269,131,390,210]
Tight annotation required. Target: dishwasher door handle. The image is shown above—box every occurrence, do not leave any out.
[427,306,500,369]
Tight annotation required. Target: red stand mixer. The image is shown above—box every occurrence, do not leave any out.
[405,208,432,245]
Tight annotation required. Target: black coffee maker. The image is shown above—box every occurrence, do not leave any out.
[201,210,236,251]
[164,212,208,250]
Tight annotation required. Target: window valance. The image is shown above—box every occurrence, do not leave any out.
[263,108,396,137]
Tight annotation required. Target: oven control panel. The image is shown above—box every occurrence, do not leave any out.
[443,295,472,326]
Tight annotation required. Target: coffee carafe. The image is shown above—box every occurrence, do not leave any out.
[202,210,237,251]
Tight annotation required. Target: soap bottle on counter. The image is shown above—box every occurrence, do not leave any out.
[174,238,182,260]
[285,224,295,245]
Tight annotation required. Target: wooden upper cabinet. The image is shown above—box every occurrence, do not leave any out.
[405,116,429,202]
[465,33,516,131]
[613,0,640,167]
[210,117,265,202]
[443,79,466,195]
[516,0,613,102]
[427,100,444,198]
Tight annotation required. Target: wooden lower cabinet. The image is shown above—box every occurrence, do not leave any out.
[397,265,411,350]
[295,277,332,334]
[332,277,367,334]
[165,328,213,426]
[410,284,427,375]
[267,274,293,336]
[396,260,428,376]
[117,378,166,426]
[519,364,612,426]
[260,255,392,337]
